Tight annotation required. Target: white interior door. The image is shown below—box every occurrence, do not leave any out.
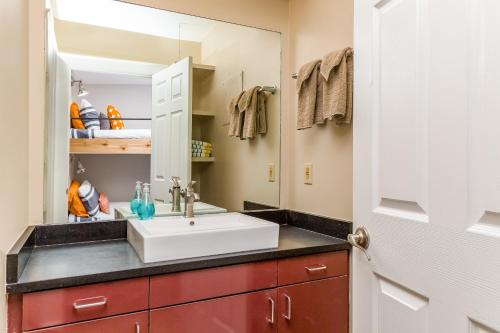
[353,0,500,332]
[151,57,192,202]
[45,53,71,223]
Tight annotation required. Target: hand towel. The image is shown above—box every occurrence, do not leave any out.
[257,91,268,135]
[227,91,244,137]
[320,47,354,125]
[238,86,261,139]
[296,59,324,129]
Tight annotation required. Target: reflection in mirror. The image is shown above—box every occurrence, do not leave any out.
[44,0,281,224]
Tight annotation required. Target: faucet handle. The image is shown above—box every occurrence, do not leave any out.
[170,176,181,187]
[187,180,197,191]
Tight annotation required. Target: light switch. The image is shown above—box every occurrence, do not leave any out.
[304,163,313,185]
[268,164,276,182]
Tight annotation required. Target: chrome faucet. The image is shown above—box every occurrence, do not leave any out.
[180,181,200,218]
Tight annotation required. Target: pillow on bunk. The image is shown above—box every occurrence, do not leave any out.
[99,112,110,130]
[78,180,101,217]
[68,180,88,217]
[79,99,100,130]
[107,105,125,130]
[70,103,85,129]
[99,192,110,214]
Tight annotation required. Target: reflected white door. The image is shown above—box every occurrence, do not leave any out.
[353,0,500,332]
[151,57,192,202]
[46,54,71,223]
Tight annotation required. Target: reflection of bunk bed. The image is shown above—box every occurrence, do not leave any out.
[69,129,151,154]
[70,138,151,154]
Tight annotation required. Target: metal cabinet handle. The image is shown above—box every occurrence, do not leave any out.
[282,294,292,320]
[135,322,140,333]
[305,264,327,272]
[73,297,108,310]
[266,297,275,324]
[348,226,371,261]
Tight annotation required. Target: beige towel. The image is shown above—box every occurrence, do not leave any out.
[238,86,260,139]
[227,91,244,137]
[296,59,324,129]
[257,91,267,135]
[320,47,354,125]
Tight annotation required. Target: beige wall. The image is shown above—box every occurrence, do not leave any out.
[287,0,354,220]
[55,19,202,65]
[194,23,281,211]
[0,0,31,332]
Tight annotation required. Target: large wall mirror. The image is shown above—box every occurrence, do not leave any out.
[44,0,281,224]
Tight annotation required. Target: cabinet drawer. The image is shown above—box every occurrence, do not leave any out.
[278,251,348,286]
[23,278,149,331]
[26,311,148,333]
[150,290,277,333]
[150,260,277,308]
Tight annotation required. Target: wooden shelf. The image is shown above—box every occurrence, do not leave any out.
[70,138,151,154]
[192,157,215,163]
[193,110,215,117]
[193,64,215,81]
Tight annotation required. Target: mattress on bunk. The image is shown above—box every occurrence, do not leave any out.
[70,129,151,139]
[68,202,129,222]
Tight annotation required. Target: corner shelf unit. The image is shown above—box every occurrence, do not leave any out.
[192,157,215,163]
[193,64,216,81]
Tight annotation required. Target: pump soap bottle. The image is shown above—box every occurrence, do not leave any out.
[138,183,155,220]
[130,181,142,214]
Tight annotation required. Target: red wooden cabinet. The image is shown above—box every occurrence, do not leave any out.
[14,252,349,333]
[277,276,349,333]
[26,311,148,333]
[150,289,278,333]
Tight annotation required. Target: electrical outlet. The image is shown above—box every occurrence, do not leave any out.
[268,164,276,182]
[304,163,313,185]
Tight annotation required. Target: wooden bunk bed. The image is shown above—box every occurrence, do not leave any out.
[70,138,151,154]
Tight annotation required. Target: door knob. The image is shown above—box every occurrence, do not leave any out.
[348,226,371,261]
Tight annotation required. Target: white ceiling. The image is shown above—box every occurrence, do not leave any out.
[52,0,215,42]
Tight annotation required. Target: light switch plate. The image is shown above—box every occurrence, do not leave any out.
[268,164,276,182]
[304,163,313,185]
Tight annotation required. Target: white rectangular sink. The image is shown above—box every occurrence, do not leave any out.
[127,212,279,263]
[115,201,227,219]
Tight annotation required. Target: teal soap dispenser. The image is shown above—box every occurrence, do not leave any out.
[137,183,155,220]
[130,181,142,214]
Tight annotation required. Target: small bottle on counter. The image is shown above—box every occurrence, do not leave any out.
[130,181,142,214]
[137,183,155,220]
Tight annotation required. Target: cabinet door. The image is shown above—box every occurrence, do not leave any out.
[277,276,348,333]
[151,289,277,333]
[27,311,148,333]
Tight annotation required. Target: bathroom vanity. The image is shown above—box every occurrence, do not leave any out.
[6,210,351,333]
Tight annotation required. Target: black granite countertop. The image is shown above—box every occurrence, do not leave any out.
[6,210,351,294]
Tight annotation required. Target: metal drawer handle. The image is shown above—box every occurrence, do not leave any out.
[283,294,292,320]
[135,322,141,333]
[266,297,275,324]
[305,264,327,272]
[73,297,108,310]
